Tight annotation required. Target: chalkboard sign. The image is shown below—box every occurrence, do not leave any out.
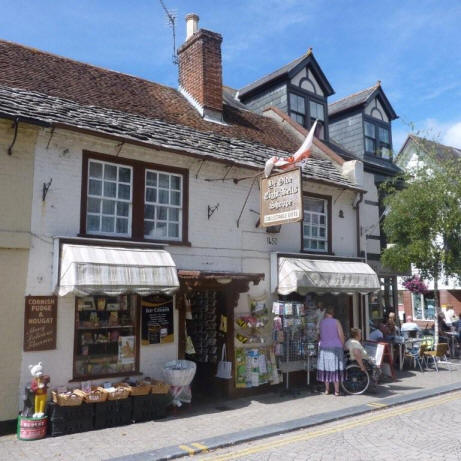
[141,295,174,345]
[24,296,57,351]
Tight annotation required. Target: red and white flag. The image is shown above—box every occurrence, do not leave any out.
[264,120,317,178]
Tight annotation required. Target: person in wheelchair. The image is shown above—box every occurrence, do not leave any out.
[345,328,371,373]
[343,328,381,393]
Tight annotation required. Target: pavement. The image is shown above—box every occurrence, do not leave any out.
[2,360,461,461]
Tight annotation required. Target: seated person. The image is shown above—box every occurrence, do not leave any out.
[369,321,384,341]
[452,315,461,341]
[345,328,372,373]
[438,313,451,343]
[401,316,421,338]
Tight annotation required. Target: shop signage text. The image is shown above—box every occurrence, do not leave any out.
[141,295,174,345]
[24,296,57,351]
[260,168,303,227]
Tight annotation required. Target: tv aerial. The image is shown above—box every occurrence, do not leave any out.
[159,0,178,65]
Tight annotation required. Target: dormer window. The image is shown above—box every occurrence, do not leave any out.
[364,120,391,159]
[289,91,327,140]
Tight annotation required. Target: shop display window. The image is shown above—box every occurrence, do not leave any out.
[74,294,139,379]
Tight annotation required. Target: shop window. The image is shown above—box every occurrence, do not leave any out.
[74,294,139,379]
[412,293,435,321]
[302,196,329,252]
[81,152,188,244]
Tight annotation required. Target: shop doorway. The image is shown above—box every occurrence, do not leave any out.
[176,271,265,400]
[185,288,228,398]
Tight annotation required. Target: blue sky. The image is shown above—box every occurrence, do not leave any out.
[1,0,460,151]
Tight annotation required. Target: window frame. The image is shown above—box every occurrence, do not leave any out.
[80,151,189,245]
[86,159,133,238]
[287,84,329,141]
[144,169,183,241]
[412,292,436,321]
[300,192,332,254]
[363,115,392,160]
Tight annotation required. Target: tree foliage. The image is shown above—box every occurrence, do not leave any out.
[381,138,461,295]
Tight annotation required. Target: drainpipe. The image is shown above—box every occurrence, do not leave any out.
[353,191,364,258]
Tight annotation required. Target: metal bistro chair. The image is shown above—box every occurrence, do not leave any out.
[404,339,427,372]
[423,343,452,371]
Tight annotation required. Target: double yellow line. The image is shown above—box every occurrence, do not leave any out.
[203,392,461,460]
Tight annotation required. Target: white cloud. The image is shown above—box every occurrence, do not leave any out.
[444,122,461,148]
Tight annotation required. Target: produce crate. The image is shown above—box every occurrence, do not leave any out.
[49,416,93,437]
[151,393,172,419]
[94,399,132,429]
[47,401,94,437]
[47,401,93,421]
[131,394,153,423]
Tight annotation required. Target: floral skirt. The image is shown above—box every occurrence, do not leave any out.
[317,347,345,382]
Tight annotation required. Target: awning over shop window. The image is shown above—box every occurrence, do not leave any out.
[276,257,380,295]
[57,244,179,296]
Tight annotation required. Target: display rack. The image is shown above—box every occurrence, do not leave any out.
[186,290,218,363]
[273,301,318,390]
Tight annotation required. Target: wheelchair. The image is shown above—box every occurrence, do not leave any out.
[341,354,381,395]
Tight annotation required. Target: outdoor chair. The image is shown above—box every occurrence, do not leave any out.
[423,343,452,371]
[404,341,427,372]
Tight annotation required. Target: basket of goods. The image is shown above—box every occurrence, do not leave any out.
[130,381,152,396]
[162,360,197,387]
[51,389,83,407]
[150,380,170,394]
[100,385,130,400]
[74,386,107,403]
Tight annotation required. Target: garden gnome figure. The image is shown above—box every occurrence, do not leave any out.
[28,362,49,418]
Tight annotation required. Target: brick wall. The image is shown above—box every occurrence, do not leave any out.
[439,290,461,314]
[178,29,223,112]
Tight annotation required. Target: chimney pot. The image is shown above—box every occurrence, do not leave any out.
[186,13,199,40]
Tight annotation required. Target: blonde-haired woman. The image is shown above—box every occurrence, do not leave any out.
[317,307,345,396]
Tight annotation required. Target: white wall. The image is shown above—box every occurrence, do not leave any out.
[20,125,363,394]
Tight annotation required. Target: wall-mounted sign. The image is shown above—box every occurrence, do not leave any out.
[260,168,303,227]
[24,296,57,351]
[141,295,174,345]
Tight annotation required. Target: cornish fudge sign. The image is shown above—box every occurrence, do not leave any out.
[24,296,57,351]
[260,168,303,227]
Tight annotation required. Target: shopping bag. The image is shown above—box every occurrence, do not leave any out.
[216,344,232,379]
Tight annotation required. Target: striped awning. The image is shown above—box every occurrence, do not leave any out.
[57,244,179,296]
[276,257,380,295]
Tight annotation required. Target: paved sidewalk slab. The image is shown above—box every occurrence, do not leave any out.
[1,363,461,461]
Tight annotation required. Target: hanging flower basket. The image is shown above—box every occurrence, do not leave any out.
[402,275,428,294]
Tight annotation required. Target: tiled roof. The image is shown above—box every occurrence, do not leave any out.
[0,40,299,153]
[239,52,308,98]
[0,85,360,190]
[328,83,379,116]
[404,135,461,161]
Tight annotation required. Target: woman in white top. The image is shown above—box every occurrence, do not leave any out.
[345,328,369,373]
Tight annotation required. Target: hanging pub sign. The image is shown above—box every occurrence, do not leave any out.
[260,168,303,227]
[24,296,57,351]
[141,295,174,345]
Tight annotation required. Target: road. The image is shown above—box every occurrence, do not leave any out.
[198,391,461,461]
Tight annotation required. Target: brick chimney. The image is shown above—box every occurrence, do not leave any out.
[177,14,224,123]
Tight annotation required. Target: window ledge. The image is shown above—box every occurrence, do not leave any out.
[69,371,142,383]
[77,234,192,248]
